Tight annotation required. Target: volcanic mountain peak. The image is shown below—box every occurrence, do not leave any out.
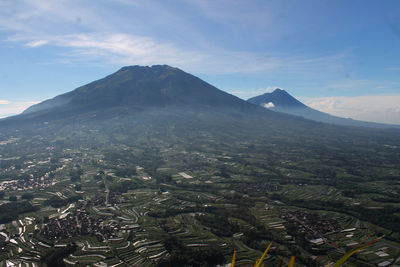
[0,64,272,129]
[248,89,399,128]
[247,88,306,108]
[22,65,251,117]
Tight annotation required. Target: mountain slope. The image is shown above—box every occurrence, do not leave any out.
[0,65,278,129]
[4,65,319,134]
[247,89,399,128]
[23,65,252,115]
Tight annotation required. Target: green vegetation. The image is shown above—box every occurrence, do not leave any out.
[0,201,38,223]
[0,68,399,265]
[44,195,82,208]
[159,236,225,266]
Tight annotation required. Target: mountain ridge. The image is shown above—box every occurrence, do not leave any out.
[2,66,398,131]
[1,65,279,129]
[23,65,253,115]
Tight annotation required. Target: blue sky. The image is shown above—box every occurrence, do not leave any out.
[0,0,400,124]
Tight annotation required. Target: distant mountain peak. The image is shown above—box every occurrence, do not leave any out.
[247,89,398,128]
[272,88,285,93]
[248,89,306,108]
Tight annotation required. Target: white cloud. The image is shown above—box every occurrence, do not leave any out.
[7,32,349,75]
[16,32,205,67]
[301,95,400,125]
[0,0,350,76]
[26,40,48,47]
[303,79,400,98]
[0,101,39,119]
[263,102,275,108]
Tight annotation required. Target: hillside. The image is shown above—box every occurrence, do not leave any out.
[22,65,256,116]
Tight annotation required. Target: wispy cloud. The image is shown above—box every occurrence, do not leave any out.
[0,100,39,119]
[6,31,348,76]
[26,40,48,47]
[301,79,400,97]
[187,0,273,35]
[301,95,400,125]
[0,0,350,76]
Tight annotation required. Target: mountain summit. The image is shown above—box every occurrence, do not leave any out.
[247,89,399,128]
[23,65,250,116]
[247,89,306,109]
[1,65,279,130]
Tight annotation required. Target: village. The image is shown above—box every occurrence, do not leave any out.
[281,210,341,242]
[0,176,54,192]
[41,202,118,241]
[0,134,399,266]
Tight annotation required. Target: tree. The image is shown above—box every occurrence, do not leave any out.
[21,193,34,200]
[70,170,81,182]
